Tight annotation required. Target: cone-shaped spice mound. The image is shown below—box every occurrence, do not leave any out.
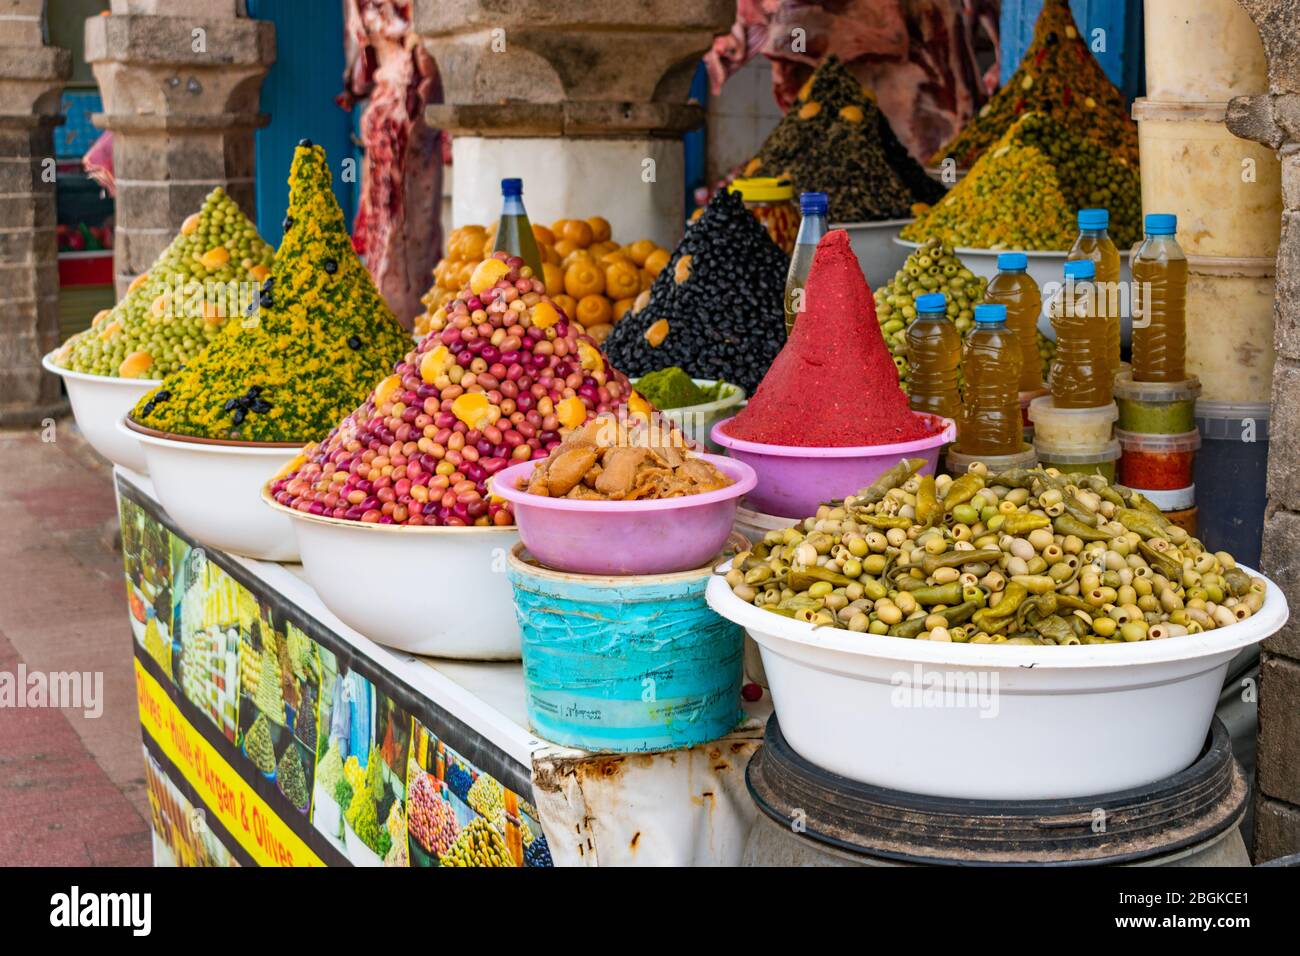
[723,230,933,447]
[603,189,787,394]
[750,56,945,221]
[56,187,274,378]
[276,743,309,809]
[244,713,276,774]
[129,144,410,442]
[904,113,1141,250]
[933,0,1137,169]
[270,252,638,526]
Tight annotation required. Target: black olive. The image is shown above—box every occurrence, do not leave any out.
[155,390,171,402]
[251,399,272,414]
[298,138,313,147]
[347,336,361,350]
[283,216,294,231]
[260,293,274,309]
[223,397,240,411]
[324,259,338,275]
[232,408,247,425]
[247,385,263,398]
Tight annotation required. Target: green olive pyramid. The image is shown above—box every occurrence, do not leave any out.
[130,143,410,443]
[55,187,274,378]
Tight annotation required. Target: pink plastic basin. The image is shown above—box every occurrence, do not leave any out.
[710,414,956,519]
[490,453,756,575]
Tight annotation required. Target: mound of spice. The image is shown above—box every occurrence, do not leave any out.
[56,187,274,379]
[723,230,934,447]
[633,367,727,410]
[933,0,1138,169]
[130,142,410,442]
[277,742,310,809]
[522,414,731,500]
[603,188,787,394]
[904,113,1141,250]
[271,253,638,526]
[749,56,945,222]
[244,713,276,774]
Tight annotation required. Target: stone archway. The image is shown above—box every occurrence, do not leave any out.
[1225,0,1300,861]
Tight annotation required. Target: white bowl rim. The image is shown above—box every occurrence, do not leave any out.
[42,349,164,387]
[892,237,1070,258]
[646,378,747,416]
[490,452,757,514]
[115,416,306,454]
[711,414,957,458]
[261,487,519,535]
[706,562,1288,670]
[831,218,916,230]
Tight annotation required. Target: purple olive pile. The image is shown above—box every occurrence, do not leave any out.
[270,253,639,526]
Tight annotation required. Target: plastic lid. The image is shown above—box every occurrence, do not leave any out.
[997,253,1028,271]
[947,443,1037,472]
[1195,399,1271,440]
[915,292,947,313]
[1115,428,1202,453]
[501,177,523,197]
[799,191,828,215]
[1112,370,1202,403]
[1034,438,1122,463]
[973,303,1006,324]
[1027,395,1118,424]
[1078,208,1109,230]
[1063,260,1095,280]
[729,177,795,202]
[1145,213,1177,235]
[1134,486,1197,511]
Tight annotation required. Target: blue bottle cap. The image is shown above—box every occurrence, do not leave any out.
[1078,208,1109,229]
[1064,260,1096,280]
[915,293,947,312]
[800,192,828,215]
[974,304,1007,323]
[1145,213,1177,235]
[501,177,523,197]
[997,252,1028,271]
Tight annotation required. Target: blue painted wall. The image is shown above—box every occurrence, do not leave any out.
[247,0,355,246]
[1000,0,1145,102]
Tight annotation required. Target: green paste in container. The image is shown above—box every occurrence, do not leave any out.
[634,367,728,410]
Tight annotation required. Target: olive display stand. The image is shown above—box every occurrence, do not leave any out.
[117,467,768,868]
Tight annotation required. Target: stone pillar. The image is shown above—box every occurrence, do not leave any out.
[86,1,275,297]
[414,0,734,248]
[0,2,70,427]
[1225,0,1300,862]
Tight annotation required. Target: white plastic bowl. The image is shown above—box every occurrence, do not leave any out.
[119,417,300,562]
[43,351,160,473]
[650,379,746,453]
[706,565,1287,800]
[264,493,521,660]
[835,219,913,289]
[893,238,1135,343]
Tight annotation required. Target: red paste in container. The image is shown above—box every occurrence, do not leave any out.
[1116,429,1200,490]
[723,230,934,447]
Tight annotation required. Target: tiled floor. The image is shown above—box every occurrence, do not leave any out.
[0,420,151,866]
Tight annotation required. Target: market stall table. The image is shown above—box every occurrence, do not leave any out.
[115,467,767,868]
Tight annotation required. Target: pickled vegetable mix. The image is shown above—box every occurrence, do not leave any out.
[932,0,1138,169]
[129,143,410,442]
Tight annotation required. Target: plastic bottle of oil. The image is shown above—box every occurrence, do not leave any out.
[1130,213,1188,383]
[1067,208,1121,374]
[905,292,962,421]
[959,303,1024,456]
[984,252,1044,391]
[784,192,828,335]
[489,177,544,279]
[1050,259,1112,408]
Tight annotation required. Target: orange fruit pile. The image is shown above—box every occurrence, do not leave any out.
[416,216,671,345]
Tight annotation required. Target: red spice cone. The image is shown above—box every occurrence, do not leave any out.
[724,229,931,447]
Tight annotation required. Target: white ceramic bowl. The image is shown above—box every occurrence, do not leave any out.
[42,351,160,473]
[119,417,300,562]
[892,238,1135,343]
[264,493,521,660]
[835,219,913,289]
[706,565,1287,800]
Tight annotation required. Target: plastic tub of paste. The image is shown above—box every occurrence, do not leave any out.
[1028,396,1118,449]
[1034,439,1121,481]
[1112,371,1201,434]
[1116,429,1201,490]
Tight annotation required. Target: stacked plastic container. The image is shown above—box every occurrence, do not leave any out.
[1134,0,1277,561]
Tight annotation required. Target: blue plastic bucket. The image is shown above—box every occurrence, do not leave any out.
[506,543,744,753]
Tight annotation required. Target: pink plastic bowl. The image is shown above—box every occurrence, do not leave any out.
[710,414,956,519]
[490,453,756,575]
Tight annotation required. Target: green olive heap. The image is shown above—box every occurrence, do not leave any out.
[724,460,1266,644]
[874,238,1054,390]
